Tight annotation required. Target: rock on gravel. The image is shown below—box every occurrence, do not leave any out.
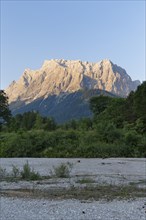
[1,197,146,220]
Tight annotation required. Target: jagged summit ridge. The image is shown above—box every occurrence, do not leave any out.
[6,59,140,104]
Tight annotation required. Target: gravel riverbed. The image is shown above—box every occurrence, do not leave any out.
[1,197,146,220]
[0,158,146,220]
[1,158,146,185]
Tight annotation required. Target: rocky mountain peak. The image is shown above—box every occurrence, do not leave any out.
[5,59,140,104]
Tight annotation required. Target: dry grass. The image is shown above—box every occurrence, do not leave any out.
[1,184,146,201]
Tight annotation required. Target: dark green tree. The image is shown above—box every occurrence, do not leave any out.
[43,117,57,131]
[133,81,146,118]
[8,114,23,131]
[0,90,11,129]
[19,111,37,130]
[101,97,126,127]
[78,118,93,130]
[123,91,136,123]
[90,95,112,117]
[33,113,44,130]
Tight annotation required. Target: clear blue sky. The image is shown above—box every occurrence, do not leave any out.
[1,0,145,89]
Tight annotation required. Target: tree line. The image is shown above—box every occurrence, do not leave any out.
[0,81,146,158]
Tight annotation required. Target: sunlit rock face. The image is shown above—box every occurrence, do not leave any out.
[6,59,140,105]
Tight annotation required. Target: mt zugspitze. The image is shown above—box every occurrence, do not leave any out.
[6,59,140,104]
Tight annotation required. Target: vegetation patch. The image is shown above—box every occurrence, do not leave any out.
[50,162,73,178]
[0,166,7,179]
[20,161,41,181]
[1,185,146,201]
[0,161,42,181]
[76,177,95,184]
[0,82,146,158]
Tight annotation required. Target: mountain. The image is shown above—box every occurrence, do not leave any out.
[9,89,116,123]
[5,59,140,123]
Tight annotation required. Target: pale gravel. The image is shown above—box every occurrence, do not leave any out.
[0,158,146,220]
[1,158,145,177]
[0,158,146,186]
[1,197,146,220]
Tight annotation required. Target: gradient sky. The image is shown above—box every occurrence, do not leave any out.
[1,0,145,89]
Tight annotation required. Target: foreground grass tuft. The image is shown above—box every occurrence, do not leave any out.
[50,162,73,178]
[0,166,7,179]
[76,177,95,184]
[0,161,42,181]
[20,161,41,180]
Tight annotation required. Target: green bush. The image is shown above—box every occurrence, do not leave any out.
[11,165,20,178]
[50,162,73,178]
[21,161,41,180]
[0,166,7,179]
[0,122,145,158]
[124,130,140,146]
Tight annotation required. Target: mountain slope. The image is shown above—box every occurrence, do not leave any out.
[9,89,116,123]
[6,59,140,103]
[5,59,140,122]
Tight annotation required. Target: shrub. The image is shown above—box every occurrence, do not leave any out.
[20,161,41,180]
[124,130,140,146]
[50,162,73,178]
[0,166,7,179]
[11,165,20,178]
